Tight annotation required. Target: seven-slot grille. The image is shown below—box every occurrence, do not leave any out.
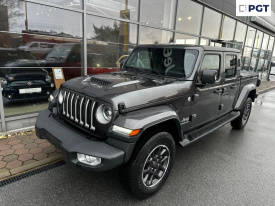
[59,89,96,131]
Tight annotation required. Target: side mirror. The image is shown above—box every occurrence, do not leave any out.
[201,70,217,85]
[120,60,126,69]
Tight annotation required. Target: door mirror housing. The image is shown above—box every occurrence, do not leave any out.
[201,70,217,84]
[120,60,126,69]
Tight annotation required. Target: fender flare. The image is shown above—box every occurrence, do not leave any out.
[111,105,183,143]
[234,83,256,110]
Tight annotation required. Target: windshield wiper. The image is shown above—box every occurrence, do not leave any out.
[124,66,139,75]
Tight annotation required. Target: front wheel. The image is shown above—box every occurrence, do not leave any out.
[119,131,175,199]
[231,97,252,130]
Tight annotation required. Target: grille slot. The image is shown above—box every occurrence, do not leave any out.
[90,77,111,86]
[59,89,96,131]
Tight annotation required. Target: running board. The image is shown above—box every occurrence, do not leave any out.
[179,111,240,147]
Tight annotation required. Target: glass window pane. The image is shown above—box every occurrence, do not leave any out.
[175,34,199,45]
[268,36,274,51]
[234,22,247,45]
[176,0,202,35]
[140,0,176,29]
[245,27,256,47]
[261,34,269,50]
[220,16,236,41]
[242,47,252,70]
[27,3,83,38]
[86,15,137,73]
[200,38,209,46]
[36,0,82,9]
[86,0,138,21]
[254,30,263,49]
[201,8,222,39]
[139,26,173,44]
[250,57,257,71]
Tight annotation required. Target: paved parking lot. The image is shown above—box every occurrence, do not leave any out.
[0,90,275,206]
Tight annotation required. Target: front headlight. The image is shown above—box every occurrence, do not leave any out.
[46,74,52,82]
[58,90,64,104]
[48,89,59,103]
[96,104,113,124]
[0,78,7,85]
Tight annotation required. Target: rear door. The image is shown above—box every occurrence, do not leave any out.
[219,53,240,115]
[191,52,223,128]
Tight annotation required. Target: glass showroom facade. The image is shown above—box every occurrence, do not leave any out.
[0,0,274,132]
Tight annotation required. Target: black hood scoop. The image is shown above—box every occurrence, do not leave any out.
[90,77,111,86]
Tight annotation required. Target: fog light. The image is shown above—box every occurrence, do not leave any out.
[77,153,101,166]
[8,95,12,99]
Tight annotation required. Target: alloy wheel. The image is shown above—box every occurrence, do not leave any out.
[142,145,170,187]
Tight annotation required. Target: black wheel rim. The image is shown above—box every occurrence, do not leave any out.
[242,103,251,125]
[142,145,170,187]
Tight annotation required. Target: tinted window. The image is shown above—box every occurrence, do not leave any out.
[198,55,220,82]
[225,55,237,78]
[30,43,39,48]
[125,48,198,78]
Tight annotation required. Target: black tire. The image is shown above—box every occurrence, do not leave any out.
[231,97,252,130]
[119,130,175,199]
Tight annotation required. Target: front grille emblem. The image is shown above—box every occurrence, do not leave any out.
[27,81,32,86]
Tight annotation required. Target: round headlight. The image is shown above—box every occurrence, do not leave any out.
[46,74,52,82]
[96,104,113,124]
[58,90,64,104]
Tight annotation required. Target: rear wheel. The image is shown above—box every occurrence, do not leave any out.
[231,98,252,130]
[119,130,175,199]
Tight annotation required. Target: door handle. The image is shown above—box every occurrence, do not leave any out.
[230,85,237,89]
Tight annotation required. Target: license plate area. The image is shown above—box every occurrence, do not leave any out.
[19,87,42,94]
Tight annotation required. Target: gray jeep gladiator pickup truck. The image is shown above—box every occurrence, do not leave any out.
[35,45,261,199]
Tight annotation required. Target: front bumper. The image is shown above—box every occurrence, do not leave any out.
[35,109,125,171]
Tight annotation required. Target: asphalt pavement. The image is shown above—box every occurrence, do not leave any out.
[1,90,275,206]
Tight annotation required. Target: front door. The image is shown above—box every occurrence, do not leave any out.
[191,53,223,128]
[219,53,240,115]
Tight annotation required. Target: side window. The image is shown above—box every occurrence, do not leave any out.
[225,55,237,78]
[198,54,220,83]
[29,43,39,48]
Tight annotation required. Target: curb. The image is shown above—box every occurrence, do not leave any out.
[258,86,275,94]
[0,154,62,181]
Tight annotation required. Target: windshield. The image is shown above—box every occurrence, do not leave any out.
[124,47,198,78]
[0,50,36,65]
[45,44,75,61]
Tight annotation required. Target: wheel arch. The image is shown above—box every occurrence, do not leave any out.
[234,83,257,110]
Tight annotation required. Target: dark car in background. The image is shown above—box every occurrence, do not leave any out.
[40,43,120,80]
[0,48,55,101]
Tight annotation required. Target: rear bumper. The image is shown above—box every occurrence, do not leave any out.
[35,109,125,172]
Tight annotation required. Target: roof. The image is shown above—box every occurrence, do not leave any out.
[135,44,241,53]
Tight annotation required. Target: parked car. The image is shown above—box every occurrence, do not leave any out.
[40,43,119,80]
[36,45,261,199]
[0,48,55,101]
[19,41,56,59]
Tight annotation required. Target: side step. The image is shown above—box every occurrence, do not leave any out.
[180,111,240,147]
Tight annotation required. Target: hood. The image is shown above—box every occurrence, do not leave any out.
[62,72,192,110]
[4,59,40,67]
